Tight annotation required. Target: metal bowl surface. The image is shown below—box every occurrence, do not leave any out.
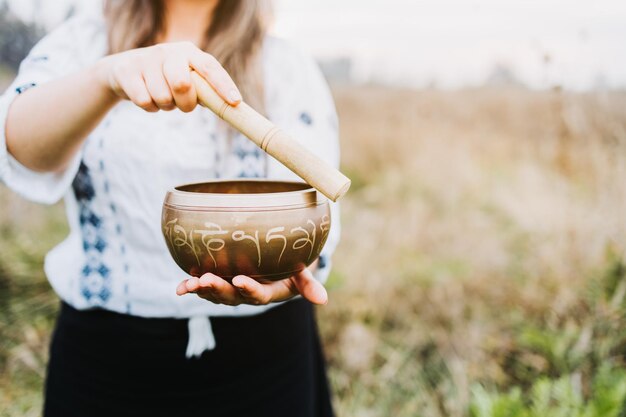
[161,180,331,281]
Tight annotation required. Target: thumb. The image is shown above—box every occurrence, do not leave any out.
[291,268,328,305]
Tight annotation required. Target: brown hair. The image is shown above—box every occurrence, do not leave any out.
[103,0,270,110]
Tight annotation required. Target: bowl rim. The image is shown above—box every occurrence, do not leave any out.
[163,179,327,210]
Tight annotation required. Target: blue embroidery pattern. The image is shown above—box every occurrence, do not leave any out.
[97,130,131,312]
[212,133,222,179]
[29,55,49,62]
[72,161,112,305]
[318,254,328,269]
[15,82,36,94]
[299,111,313,125]
[231,133,265,178]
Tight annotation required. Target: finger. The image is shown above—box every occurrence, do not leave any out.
[162,54,197,113]
[231,275,283,305]
[113,65,159,112]
[176,279,189,295]
[291,268,328,305]
[142,63,176,111]
[194,288,221,304]
[184,277,201,293]
[197,273,243,306]
[189,51,242,105]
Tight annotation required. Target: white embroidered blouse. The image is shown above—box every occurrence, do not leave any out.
[0,12,340,355]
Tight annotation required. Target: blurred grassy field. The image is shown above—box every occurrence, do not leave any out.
[2,86,626,416]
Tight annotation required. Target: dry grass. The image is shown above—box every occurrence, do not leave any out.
[2,86,626,416]
[319,86,626,416]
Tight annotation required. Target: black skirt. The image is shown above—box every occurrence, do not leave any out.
[44,299,334,417]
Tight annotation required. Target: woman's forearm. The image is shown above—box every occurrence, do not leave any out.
[5,61,120,173]
[5,42,242,174]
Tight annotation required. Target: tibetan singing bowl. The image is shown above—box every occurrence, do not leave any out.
[161,180,331,281]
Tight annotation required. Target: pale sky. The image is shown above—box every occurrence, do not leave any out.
[6,0,626,90]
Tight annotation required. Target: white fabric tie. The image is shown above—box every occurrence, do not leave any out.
[186,316,216,358]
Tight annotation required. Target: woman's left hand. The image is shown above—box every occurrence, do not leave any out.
[175,268,328,306]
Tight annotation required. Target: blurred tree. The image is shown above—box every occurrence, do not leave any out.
[0,3,44,72]
[485,63,524,88]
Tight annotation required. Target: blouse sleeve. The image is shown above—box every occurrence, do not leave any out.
[0,15,104,204]
[263,38,342,284]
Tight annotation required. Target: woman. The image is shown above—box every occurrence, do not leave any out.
[0,0,340,416]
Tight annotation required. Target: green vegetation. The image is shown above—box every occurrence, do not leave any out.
[0,193,66,415]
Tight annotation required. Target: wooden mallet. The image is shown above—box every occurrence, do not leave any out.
[191,72,351,202]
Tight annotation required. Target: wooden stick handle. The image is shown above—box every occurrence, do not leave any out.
[191,72,351,202]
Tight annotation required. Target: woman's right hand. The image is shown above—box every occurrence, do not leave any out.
[95,41,242,113]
